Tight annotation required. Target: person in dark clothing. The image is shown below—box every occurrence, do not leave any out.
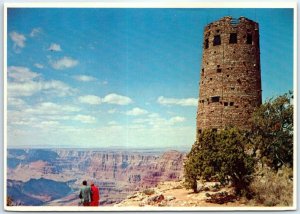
[90,181,100,206]
[79,180,91,206]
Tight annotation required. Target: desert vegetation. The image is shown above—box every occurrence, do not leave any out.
[184,91,294,206]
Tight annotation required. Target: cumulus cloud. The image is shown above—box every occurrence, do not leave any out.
[8,102,81,129]
[34,63,44,69]
[108,109,117,114]
[126,107,148,116]
[7,66,75,97]
[8,66,40,82]
[157,96,198,106]
[35,121,60,129]
[50,57,78,70]
[48,43,62,52]
[9,31,26,52]
[30,28,42,37]
[8,80,74,97]
[73,114,96,123]
[25,102,80,115]
[78,95,101,105]
[169,116,186,124]
[133,113,185,128]
[8,97,26,108]
[73,75,96,82]
[108,121,118,126]
[102,93,132,105]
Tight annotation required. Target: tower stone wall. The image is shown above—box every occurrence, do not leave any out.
[196,16,262,137]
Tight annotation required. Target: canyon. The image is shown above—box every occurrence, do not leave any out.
[7,148,186,206]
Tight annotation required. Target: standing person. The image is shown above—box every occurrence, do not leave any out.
[79,180,91,206]
[90,181,100,206]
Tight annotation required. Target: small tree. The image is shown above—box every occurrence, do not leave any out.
[250,91,293,171]
[184,128,255,195]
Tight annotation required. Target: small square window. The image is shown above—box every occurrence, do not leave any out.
[217,68,222,73]
[213,35,221,46]
[211,96,220,102]
[246,33,252,44]
[229,33,237,44]
[230,102,234,106]
[224,102,228,106]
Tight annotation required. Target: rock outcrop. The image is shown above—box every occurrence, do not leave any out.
[115,180,241,207]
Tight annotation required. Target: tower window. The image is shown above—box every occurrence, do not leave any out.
[205,39,209,49]
[198,129,202,135]
[230,102,234,106]
[211,96,220,102]
[229,33,237,44]
[246,33,253,44]
[213,35,221,46]
[224,102,228,106]
[217,68,222,73]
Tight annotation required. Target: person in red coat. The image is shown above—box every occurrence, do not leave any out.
[90,181,100,206]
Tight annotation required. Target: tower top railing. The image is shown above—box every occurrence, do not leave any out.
[230,18,240,26]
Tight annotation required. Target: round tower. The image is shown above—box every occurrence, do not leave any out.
[196,16,262,137]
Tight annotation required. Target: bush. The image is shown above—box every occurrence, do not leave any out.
[250,91,293,171]
[250,167,293,206]
[184,128,255,196]
[143,189,155,196]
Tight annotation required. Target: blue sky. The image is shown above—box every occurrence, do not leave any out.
[7,8,294,149]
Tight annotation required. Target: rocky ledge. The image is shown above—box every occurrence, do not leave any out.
[115,180,246,207]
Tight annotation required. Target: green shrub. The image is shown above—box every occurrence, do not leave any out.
[250,91,293,171]
[184,128,255,196]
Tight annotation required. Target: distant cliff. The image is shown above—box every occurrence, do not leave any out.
[7,149,185,206]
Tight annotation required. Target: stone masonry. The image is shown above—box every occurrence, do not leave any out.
[196,16,262,138]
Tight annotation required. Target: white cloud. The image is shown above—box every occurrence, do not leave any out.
[10,31,26,52]
[36,121,60,128]
[30,28,42,37]
[48,43,62,52]
[8,97,26,108]
[126,107,148,116]
[169,116,186,125]
[108,121,118,126]
[50,57,78,70]
[73,114,96,123]
[73,75,96,82]
[8,66,40,82]
[157,96,198,106]
[108,109,117,114]
[132,113,185,128]
[25,102,80,115]
[78,95,101,105]
[102,93,132,105]
[8,80,74,97]
[34,63,44,69]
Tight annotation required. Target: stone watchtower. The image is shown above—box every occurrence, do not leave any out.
[196,16,262,138]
